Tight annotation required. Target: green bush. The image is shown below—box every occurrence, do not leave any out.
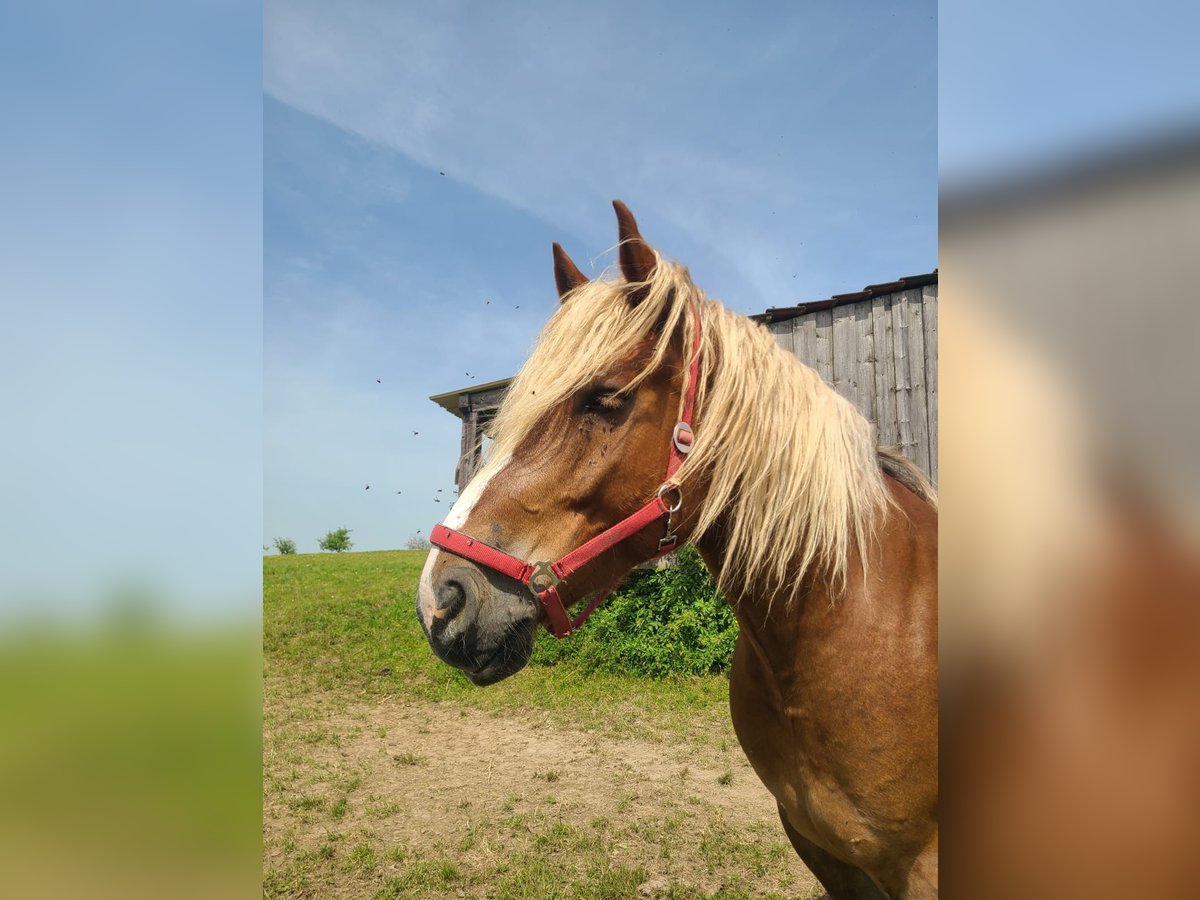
[273,537,297,555]
[318,527,353,553]
[533,546,738,677]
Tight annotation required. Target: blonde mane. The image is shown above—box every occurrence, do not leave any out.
[492,250,898,606]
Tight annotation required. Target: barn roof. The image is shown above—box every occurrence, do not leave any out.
[752,270,937,324]
[429,376,512,418]
[429,269,938,418]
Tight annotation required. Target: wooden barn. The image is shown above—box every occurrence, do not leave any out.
[430,271,938,492]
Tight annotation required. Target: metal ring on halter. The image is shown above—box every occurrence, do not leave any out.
[672,421,694,454]
[528,561,561,597]
[656,482,683,513]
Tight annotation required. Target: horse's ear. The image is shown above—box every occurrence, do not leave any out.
[551,242,588,302]
[613,200,656,300]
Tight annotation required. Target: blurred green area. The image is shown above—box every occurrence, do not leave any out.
[0,620,261,899]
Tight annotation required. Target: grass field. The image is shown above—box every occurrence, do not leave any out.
[263,550,821,899]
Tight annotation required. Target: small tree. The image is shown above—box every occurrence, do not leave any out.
[405,533,432,550]
[318,527,353,553]
[273,537,297,555]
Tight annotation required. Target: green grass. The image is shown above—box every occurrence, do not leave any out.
[345,843,377,875]
[264,549,731,742]
[269,830,804,900]
[392,750,426,766]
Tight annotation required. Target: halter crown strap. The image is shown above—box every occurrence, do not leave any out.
[666,312,700,479]
[430,304,702,637]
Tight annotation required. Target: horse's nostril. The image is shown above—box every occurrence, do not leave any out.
[435,579,467,621]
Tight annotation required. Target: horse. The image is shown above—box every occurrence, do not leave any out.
[417,201,939,899]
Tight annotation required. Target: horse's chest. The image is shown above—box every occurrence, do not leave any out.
[728,634,805,805]
[727,633,871,847]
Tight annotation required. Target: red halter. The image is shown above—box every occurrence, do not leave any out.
[430,305,702,638]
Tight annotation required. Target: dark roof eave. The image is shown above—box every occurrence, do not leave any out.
[753,270,937,324]
[428,376,514,419]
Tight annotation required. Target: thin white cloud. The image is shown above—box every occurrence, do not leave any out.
[264,0,935,308]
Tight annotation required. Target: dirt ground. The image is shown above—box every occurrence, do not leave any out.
[264,692,823,898]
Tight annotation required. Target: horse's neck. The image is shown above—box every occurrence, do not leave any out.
[694,475,935,676]
[692,523,847,665]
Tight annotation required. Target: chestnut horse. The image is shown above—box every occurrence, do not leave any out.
[417,202,938,899]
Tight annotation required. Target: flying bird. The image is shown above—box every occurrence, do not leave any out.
[439,171,445,176]
[365,485,370,490]
[413,431,419,435]
[396,490,402,494]
[376,378,382,383]
[436,488,443,492]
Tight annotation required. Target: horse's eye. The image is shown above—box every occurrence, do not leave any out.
[580,385,626,415]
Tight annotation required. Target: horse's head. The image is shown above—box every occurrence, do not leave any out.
[417,201,697,685]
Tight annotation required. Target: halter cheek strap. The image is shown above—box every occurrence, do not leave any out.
[430,304,702,638]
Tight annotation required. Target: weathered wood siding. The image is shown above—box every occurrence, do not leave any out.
[766,283,938,485]
[453,404,500,489]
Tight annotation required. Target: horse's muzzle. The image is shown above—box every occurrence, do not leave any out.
[418,561,538,685]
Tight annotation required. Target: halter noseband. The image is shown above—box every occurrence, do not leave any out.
[430,305,702,638]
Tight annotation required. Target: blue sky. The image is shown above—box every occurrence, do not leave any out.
[263,0,938,553]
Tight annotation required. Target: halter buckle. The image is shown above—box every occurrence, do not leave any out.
[528,561,561,597]
[672,421,694,454]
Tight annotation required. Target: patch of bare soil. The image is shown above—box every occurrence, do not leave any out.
[264,695,822,898]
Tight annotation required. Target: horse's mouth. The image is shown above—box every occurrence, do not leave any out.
[466,649,520,686]
[466,662,511,686]
[464,627,534,686]
[464,644,501,679]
